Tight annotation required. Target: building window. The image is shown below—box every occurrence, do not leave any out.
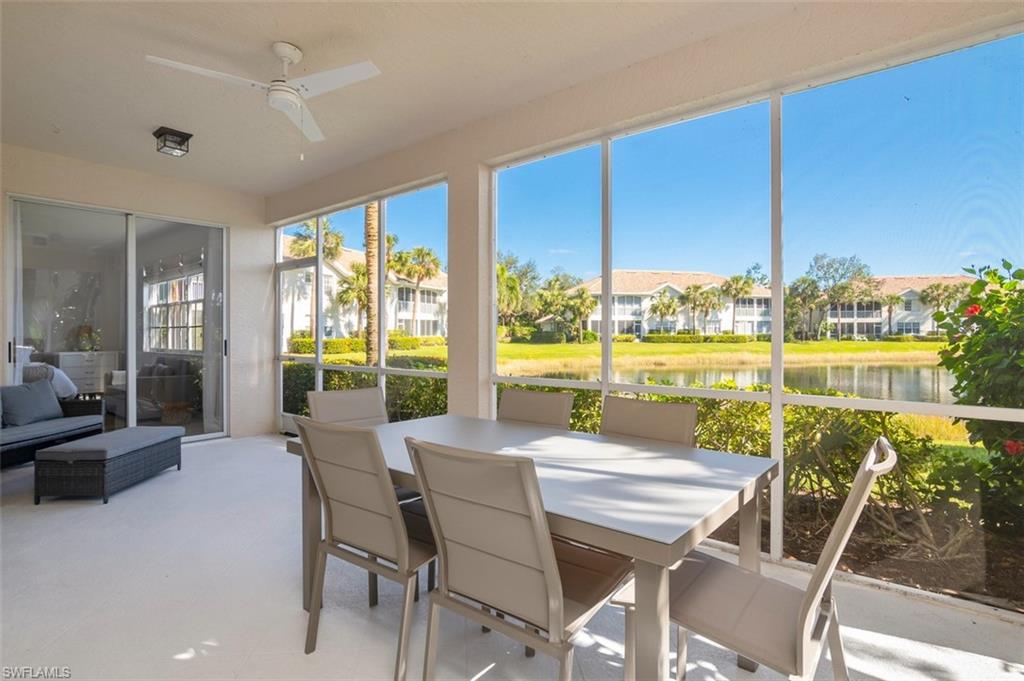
[904,299,913,312]
[895,321,921,335]
[144,274,204,352]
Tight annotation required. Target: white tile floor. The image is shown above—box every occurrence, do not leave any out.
[2,435,1022,681]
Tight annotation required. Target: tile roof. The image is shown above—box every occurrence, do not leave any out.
[870,274,973,296]
[579,270,771,296]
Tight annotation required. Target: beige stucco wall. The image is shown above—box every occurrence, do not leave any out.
[264,2,1022,418]
[1,143,276,437]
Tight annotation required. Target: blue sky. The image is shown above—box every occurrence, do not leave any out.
[286,183,449,268]
[288,35,1022,285]
[498,33,1023,283]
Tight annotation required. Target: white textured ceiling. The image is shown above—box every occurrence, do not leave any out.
[2,2,792,195]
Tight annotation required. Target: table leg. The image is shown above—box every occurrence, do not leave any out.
[634,559,670,681]
[737,488,762,672]
[301,457,322,612]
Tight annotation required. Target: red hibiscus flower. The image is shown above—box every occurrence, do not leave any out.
[964,304,982,317]
[1005,440,1024,457]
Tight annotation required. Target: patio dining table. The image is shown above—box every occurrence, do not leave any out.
[285,413,777,681]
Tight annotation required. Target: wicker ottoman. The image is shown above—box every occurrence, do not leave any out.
[35,426,184,504]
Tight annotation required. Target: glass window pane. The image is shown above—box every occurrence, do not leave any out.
[278,221,315,261]
[783,35,1024,406]
[386,375,448,422]
[384,183,448,372]
[495,145,602,380]
[279,267,316,357]
[281,362,314,416]
[611,102,770,391]
[784,405,1023,609]
[322,369,378,391]
[319,205,379,367]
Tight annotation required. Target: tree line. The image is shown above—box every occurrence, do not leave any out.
[287,207,442,363]
[497,251,970,341]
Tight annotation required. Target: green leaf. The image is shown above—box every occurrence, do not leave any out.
[1013,269,1024,281]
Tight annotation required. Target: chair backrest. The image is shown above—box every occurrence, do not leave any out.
[293,416,410,570]
[405,437,566,640]
[600,395,697,446]
[307,386,388,426]
[797,436,898,672]
[497,388,573,429]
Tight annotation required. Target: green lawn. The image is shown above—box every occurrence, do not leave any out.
[318,339,945,374]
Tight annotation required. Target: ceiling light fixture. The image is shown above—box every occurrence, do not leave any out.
[153,127,193,157]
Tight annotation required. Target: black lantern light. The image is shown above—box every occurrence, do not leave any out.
[153,127,193,157]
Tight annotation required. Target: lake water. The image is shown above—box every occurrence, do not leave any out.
[540,363,958,404]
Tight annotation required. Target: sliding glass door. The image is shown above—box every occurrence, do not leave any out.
[8,198,226,439]
[135,217,225,437]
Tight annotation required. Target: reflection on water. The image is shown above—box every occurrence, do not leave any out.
[542,363,957,404]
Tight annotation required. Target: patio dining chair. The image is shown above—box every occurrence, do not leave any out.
[306,387,432,599]
[406,437,633,681]
[622,436,898,681]
[293,417,437,681]
[497,388,574,429]
[601,395,697,676]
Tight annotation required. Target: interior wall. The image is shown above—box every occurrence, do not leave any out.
[265,2,1023,418]
[1,143,275,437]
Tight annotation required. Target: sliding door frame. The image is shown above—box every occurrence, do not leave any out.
[4,193,230,441]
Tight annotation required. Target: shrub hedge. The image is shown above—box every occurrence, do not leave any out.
[612,334,637,343]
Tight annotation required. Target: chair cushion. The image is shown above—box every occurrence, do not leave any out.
[1,380,63,426]
[401,498,434,545]
[37,426,185,462]
[0,416,103,448]
[667,551,804,675]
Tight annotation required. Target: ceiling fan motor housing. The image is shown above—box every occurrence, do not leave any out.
[267,82,302,113]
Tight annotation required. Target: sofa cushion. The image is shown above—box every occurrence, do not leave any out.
[0,415,103,448]
[37,426,185,462]
[1,380,63,426]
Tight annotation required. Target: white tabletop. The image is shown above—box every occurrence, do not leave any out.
[287,414,777,565]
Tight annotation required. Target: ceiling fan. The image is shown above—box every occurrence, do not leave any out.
[146,42,379,142]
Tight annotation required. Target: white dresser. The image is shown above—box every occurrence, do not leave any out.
[56,351,120,394]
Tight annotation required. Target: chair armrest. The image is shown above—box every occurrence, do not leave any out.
[60,398,106,418]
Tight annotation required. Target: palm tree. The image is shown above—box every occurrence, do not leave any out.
[394,246,441,335]
[695,288,724,335]
[787,275,821,339]
[364,202,380,365]
[881,293,905,336]
[336,263,369,337]
[287,217,343,261]
[680,284,703,331]
[569,288,598,342]
[720,274,754,334]
[648,289,680,332]
[496,262,523,327]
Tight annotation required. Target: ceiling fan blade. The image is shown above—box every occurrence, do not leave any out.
[290,60,380,99]
[146,55,269,91]
[282,101,325,142]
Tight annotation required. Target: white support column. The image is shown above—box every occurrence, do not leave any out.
[769,92,784,561]
[600,139,612,396]
[446,164,493,418]
[314,214,324,392]
[126,213,137,427]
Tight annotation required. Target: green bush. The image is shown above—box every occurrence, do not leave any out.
[755,333,771,342]
[418,336,447,346]
[887,334,918,342]
[581,330,599,344]
[287,336,366,354]
[705,334,754,344]
[388,336,421,350]
[496,325,509,340]
[676,329,700,336]
[385,374,448,422]
[281,362,316,415]
[642,334,701,343]
[612,334,636,343]
[529,330,566,344]
[935,261,1024,534]
[389,329,408,338]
